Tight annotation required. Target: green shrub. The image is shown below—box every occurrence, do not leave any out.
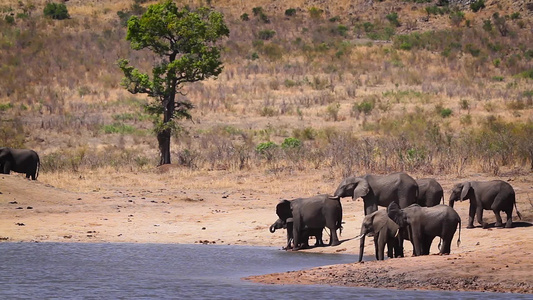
[309,7,323,19]
[258,30,275,40]
[5,15,15,24]
[449,11,464,26]
[259,12,270,23]
[336,25,349,37]
[0,103,14,111]
[285,8,296,17]
[240,13,249,21]
[510,12,520,20]
[102,123,136,134]
[281,137,302,149]
[252,7,263,16]
[470,0,485,12]
[43,2,69,20]
[435,104,452,118]
[386,12,400,27]
[516,69,533,79]
[255,141,278,160]
[355,100,375,115]
[329,16,341,22]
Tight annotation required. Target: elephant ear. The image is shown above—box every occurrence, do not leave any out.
[353,178,370,199]
[460,182,471,201]
[371,211,388,233]
[387,202,406,227]
[276,200,292,221]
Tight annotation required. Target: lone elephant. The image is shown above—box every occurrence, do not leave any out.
[355,209,402,262]
[0,147,40,180]
[275,194,342,250]
[269,218,324,250]
[449,180,522,229]
[416,178,443,207]
[387,202,461,256]
[332,172,418,215]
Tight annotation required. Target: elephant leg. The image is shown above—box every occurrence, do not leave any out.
[439,237,452,254]
[377,233,387,260]
[395,236,404,258]
[363,200,378,216]
[328,226,340,246]
[492,210,504,227]
[423,237,434,255]
[467,203,476,228]
[387,241,394,258]
[476,206,486,228]
[504,208,513,228]
[374,238,380,260]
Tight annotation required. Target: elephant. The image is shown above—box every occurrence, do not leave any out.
[332,172,418,215]
[275,194,342,250]
[355,209,403,262]
[416,178,443,207]
[0,147,40,180]
[387,202,461,256]
[269,218,324,249]
[449,180,522,229]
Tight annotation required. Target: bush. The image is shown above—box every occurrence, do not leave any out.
[43,2,69,20]
[354,100,374,115]
[252,7,263,16]
[281,137,302,149]
[285,8,296,17]
[309,7,323,19]
[5,15,15,25]
[439,108,453,118]
[258,30,275,40]
[240,13,249,21]
[386,12,400,27]
[470,0,485,12]
[256,141,278,161]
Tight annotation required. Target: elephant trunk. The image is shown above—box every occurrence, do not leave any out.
[358,234,366,262]
[448,198,455,208]
[269,224,276,233]
[358,227,367,262]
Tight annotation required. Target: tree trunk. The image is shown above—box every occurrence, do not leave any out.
[157,128,171,165]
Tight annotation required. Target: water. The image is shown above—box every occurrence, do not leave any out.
[0,243,528,299]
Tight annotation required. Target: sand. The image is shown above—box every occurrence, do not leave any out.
[0,170,532,294]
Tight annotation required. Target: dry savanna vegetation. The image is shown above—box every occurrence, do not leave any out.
[0,0,532,185]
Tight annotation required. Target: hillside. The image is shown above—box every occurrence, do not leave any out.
[0,0,531,179]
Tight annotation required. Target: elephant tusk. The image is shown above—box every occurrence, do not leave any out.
[394,229,399,238]
[354,234,365,240]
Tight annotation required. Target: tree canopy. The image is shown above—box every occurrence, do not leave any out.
[118,0,229,165]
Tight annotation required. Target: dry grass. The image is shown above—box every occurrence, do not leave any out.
[0,0,532,182]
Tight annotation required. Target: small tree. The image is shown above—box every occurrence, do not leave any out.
[118,1,229,165]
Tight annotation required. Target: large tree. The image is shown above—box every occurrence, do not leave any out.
[118,1,229,165]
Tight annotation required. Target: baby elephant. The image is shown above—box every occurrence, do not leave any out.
[269,218,324,250]
[355,210,403,262]
[449,180,522,229]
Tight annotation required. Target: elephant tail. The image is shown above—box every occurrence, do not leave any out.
[457,218,461,248]
[35,157,40,180]
[514,200,522,220]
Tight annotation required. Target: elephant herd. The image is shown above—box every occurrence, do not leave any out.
[270,172,522,263]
